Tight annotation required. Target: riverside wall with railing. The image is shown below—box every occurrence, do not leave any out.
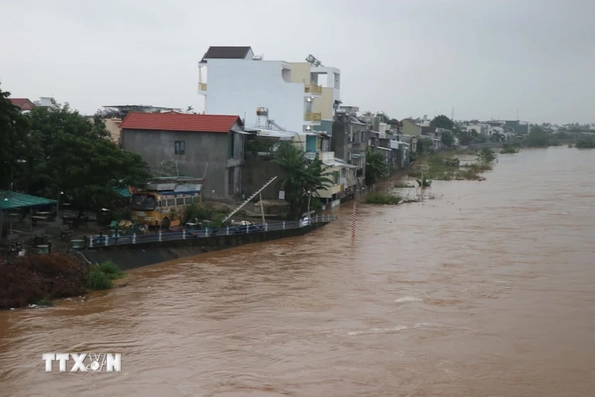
[81,215,338,269]
[86,215,337,249]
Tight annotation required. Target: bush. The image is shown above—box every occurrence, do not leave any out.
[575,138,595,149]
[86,268,113,290]
[501,143,519,154]
[365,192,402,205]
[98,261,126,280]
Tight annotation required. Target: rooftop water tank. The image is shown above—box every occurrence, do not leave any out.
[256,107,269,116]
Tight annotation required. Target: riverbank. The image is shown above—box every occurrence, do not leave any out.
[82,221,329,270]
[0,216,336,310]
[362,149,499,206]
[0,254,89,310]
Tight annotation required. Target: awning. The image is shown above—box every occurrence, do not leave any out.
[231,128,253,135]
[113,186,132,198]
[0,190,58,210]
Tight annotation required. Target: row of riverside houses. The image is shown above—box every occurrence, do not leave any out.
[118,46,419,209]
[19,46,417,211]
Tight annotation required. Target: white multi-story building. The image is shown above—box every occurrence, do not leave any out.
[198,47,340,134]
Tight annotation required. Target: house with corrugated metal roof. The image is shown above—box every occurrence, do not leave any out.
[120,112,246,200]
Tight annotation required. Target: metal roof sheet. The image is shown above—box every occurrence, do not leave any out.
[0,190,58,210]
[113,186,132,198]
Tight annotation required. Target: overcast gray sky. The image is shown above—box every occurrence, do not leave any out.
[1,0,593,124]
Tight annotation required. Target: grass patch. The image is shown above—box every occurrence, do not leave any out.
[86,269,113,290]
[99,261,126,280]
[36,297,54,307]
[365,192,402,205]
[86,261,126,290]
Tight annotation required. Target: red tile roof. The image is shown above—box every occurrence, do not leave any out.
[120,112,243,134]
[9,98,36,111]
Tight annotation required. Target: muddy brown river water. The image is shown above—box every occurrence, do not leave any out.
[1,146,594,396]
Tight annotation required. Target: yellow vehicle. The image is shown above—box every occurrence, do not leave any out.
[130,177,204,229]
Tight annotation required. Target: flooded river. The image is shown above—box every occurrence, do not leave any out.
[1,146,594,396]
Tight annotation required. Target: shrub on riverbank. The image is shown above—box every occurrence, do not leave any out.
[365,193,402,205]
[500,143,520,154]
[183,203,230,228]
[0,254,89,310]
[575,138,595,149]
[86,261,126,290]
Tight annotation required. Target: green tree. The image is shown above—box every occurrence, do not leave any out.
[458,130,474,145]
[430,115,455,131]
[273,143,332,220]
[0,86,31,190]
[441,131,455,147]
[365,147,388,185]
[523,126,553,147]
[416,138,434,155]
[16,102,151,216]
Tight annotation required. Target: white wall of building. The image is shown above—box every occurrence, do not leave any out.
[204,59,306,132]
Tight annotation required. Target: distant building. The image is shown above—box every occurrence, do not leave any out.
[33,97,57,107]
[503,120,530,135]
[198,46,341,134]
[400,118,423,136]
[9,98,36,112]
[120,112,245,200]
[331,111,368,198]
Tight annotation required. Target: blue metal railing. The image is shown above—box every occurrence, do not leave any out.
[87,214,338,248]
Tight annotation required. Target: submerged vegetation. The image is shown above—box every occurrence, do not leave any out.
[394,182,415,188]
[365,192,402,205]
[500,143,520,154]
[416,176,432,187]
[575,138,595,149]
[408,149,496,182]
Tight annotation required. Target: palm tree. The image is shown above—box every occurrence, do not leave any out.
[273,142,332,219]
[365,147,388,186]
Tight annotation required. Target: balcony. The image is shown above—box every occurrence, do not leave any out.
[198,83,207,94]
[304,83,322,95]
[304,112,322,122]
[305,151,334,161]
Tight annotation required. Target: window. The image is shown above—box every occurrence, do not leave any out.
[131,194,156,211]
[175,141,185,155]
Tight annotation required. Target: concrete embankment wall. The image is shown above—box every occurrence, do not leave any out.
[82,223,324,270]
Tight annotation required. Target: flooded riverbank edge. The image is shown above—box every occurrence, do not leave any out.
[1,148,496,310]
[1,222,331,310]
